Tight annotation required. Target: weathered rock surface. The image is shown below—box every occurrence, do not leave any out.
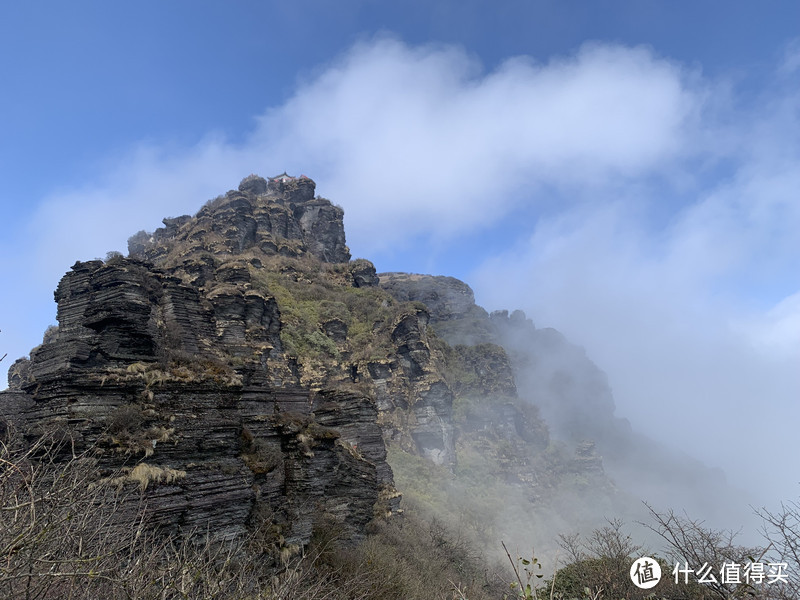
[4,373,389,547]
[378,273,608,452]
[1,174,474,557]
[1,175,394,557]
[379,273,476,321]
[379,272,496,346]
[378,273,562,493]
[129,174,350,266]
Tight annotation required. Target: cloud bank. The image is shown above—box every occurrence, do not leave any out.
[254,39,702,249]
[2,37,798,511]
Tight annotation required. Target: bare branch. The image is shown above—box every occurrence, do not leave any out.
[642,502,772,599]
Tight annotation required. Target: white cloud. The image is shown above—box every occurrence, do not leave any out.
[16,37,702,272]
[779,38,800,75]
[735,291,800,358]
[252,38,701,251]
[469,66,800,503]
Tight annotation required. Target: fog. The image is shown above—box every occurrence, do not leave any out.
[469,188,800,511]
[486,311,764,548]
[2,37,798,543]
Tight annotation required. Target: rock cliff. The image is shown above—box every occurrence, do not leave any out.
[1,175,492,558]
[1,175,398,557]
[377,272,737,531]
[2,174,632,563]
[378,273,609,508]
[1,172,748,585]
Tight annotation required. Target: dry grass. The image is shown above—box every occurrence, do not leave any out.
[0,432,513,600]
[99,462,187,492]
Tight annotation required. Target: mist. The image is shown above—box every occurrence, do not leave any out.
[485,311,764,546]
[469,177,800,512]
[2,36,798,543]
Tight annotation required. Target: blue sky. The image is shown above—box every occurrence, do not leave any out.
[1,2,799,514]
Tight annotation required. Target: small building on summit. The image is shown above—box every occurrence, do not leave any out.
[270,172,295,183]
[269,172,311,184]
[266,172,316,202]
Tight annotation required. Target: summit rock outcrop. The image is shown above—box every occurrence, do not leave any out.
[128,174,350,268]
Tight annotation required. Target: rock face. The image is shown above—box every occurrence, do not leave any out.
[2,250,393,548]
[2,174,493,557]
[379,273,477,322]
[129,174,350,267]
[3,379,386,546]
[378,274,567,495]
[1,175,392,558]
[378,273,616,450]
[379,272,496,346]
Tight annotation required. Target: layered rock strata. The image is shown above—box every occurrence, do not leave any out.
[2,176,391,553]
[1,175,467,552]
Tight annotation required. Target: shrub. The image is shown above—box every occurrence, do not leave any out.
[0,431,514,600]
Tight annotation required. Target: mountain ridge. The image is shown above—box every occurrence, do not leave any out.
[1,173,742,566]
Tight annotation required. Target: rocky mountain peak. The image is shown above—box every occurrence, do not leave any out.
[1,175,404,559]
[378,272,477,322]
[7,174,555,560]
[1,175,754,588]
[129,173,350,266]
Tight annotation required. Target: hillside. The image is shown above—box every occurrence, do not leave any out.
[0,173,759,598]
